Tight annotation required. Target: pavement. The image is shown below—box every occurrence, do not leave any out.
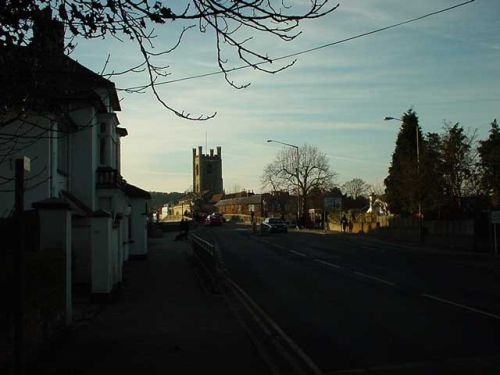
[30,232,268,375]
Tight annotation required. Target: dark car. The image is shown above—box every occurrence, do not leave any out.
[205,213,223,226]
[261,218,288,233]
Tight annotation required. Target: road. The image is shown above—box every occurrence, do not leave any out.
[195,223,500,374]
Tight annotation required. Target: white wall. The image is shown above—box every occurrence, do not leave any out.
[72,218,92,285]
[70,106,97,211]
[0,115,53,216]
[129,198,148,256]
[91,215,113,294]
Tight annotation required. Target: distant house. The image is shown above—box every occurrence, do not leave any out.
[215,191,295,222]
[0,9,150,323]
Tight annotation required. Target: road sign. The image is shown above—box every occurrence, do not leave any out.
[492,211,500,224]
[324,197,342,211]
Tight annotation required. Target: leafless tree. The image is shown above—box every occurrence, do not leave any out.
[341,178,371,199]
[261,144,336,218]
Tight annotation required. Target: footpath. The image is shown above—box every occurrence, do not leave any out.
[31,232,267,375]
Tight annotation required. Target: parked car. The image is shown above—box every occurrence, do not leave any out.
[261,217,288,233]
[205,213,224,226]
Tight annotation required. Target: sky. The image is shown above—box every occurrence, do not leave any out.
[72,0,500,194]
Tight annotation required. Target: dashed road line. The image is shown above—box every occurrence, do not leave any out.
[421,293,500,321]
[253,236,500,321]
[314,259,341,269]
[289,250,307,257]
[353,271,396,286]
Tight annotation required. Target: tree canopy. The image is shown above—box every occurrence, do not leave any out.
[384,109,493,218]
[261,144,336,219]
[478,119,500,207]
[384,109,423,216]
[341,178,371,199]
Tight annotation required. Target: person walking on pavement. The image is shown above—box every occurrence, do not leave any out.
[175,218,190,241]
[341,214,348,233]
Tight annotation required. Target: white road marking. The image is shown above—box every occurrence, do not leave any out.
[315,259,341,269]
[290,250,307,257]
[353,271,396,286]
[421,293,500,321]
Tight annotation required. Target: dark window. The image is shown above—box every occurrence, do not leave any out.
[207,164,213,174]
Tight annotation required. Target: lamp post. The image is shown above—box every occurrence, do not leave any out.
[384,116,422,240]
[267,139,300,229]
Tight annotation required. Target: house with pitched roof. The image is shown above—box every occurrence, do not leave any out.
[0,9,150,324]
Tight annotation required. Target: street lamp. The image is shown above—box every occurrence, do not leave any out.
[267,139,300,229]
[384,116,422,240]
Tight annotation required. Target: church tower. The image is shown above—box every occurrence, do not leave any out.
[192,146,223,194]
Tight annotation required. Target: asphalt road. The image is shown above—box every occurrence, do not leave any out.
[196,223,500,374]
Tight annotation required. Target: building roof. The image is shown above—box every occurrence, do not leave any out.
[209,193,224,204]
[215,194,262,206]
[123,183,151,199]
[0,47,121,112]
[60,190,93,217]
[0,9,120,113]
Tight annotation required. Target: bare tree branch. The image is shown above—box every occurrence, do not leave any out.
[1,1,338,119]
[261,144,336,217]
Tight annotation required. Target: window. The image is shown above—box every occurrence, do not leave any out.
[207,164,213,174]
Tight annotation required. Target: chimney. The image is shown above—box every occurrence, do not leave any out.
[217,146,222,157]
[32,7,65,54]
[198,146,202,156]
[210,149,214,157]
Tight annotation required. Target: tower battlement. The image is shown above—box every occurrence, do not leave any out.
[192,146,223,194]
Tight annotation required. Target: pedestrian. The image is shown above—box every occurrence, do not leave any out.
[175,219,189,241]
[341,214,348,233]
[348,220,354,233]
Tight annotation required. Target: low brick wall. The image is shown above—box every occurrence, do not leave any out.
[327,215,475,250]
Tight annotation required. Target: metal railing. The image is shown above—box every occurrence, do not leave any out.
[96,167,124,188]
[190,234,223,293]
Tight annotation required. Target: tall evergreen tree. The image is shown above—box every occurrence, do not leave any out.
[478,119,500,207]
[384,109,424,215]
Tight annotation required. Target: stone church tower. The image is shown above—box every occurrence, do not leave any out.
[192,146,223,194]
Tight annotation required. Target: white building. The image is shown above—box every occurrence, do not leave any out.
[0,10,150,323]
